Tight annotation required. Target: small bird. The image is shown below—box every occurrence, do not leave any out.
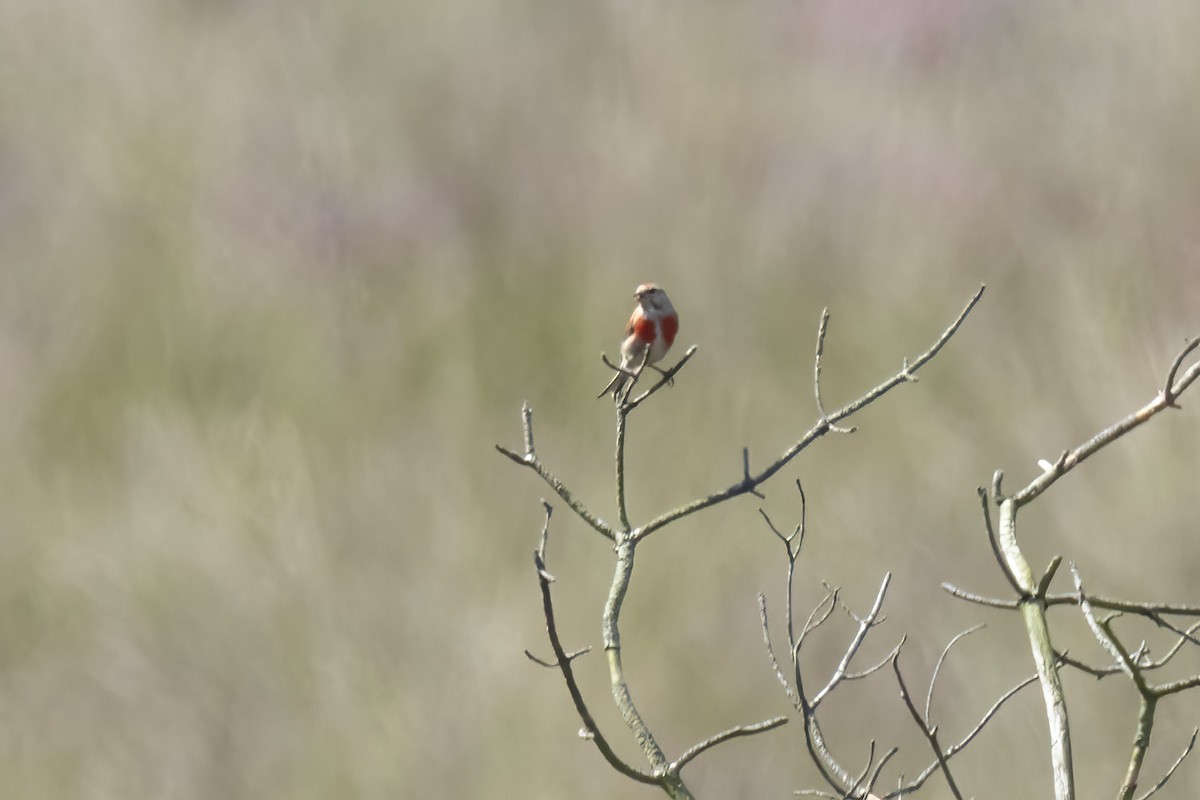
[598,283,679,400]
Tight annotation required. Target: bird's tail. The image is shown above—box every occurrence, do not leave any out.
[597,369,630,400]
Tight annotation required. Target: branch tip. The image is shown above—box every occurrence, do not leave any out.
[1036,556,1063,599]
[1163,336,1200,404]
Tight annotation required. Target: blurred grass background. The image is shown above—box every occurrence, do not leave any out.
[2,0,1200,797]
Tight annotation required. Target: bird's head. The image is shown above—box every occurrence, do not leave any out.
[634,283,672,314]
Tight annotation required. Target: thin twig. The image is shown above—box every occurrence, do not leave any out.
[926,625,985,724]
[760,594,799,710]
[1153,674,1200,696]
[603,346,652,405]
[847,740,878,799]
[890,671,1039,797]
[892,652,964,800]
[524,646,591,668]
[1035,556,1063,600]
[811,574,892,710]
[1135,729,1198,800]
[1073,563,1144,688]
[989,338,1200,800]
[1052,618,1200,678]
[813,308,855,434]
[742,448,766,499]
[614,394,632,532]
[622,345,699,412]
[941,583,1022,608]
[799,590,840,647]
[864,747,900,798]
[1010,334,1200,507]
[527,502,656,785]
[1042,594,1200,616]
[845,639,905,681]
[1147,613,1200,649]
[785,481,806,657]
[497,406,614,541]
[521,402,535,455]
[635,286,986,541]
[979,487,1024,597]
[671,716,789,772]
[1162,337,1200,406]
[758,508,787,543]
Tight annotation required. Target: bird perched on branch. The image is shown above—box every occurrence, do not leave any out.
[598,283,679,400]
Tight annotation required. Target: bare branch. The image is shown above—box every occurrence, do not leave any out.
[845,638,905,681]
[614,396,632,532]
[497,407,614,541]
[742,448,766,499]
[1153,674,1200,697]
[621,345,699,412]
[892,652,964,800]
[1147,613,1200,649]
[927,625,985,724]
[1065,564,1200,798]
[793,479,807,546]
[995,496,1074,800]
[602,539,671,776]
[824,285,985,420]
[863,748,899,798]
[521,401,535,456]
[760,594,799,710]
[813,308,855,434]
[941,582,1022,609]
[1136,729,1198,800]
[526,503,656,785]
[891,672,1039,797]
[524,646,591,668]
[798,589,840,648]
[1011,334,1200,507]
[988,336,1200,800]
[635,287,986,541]
[802,715,857,791]
[599,352,631,376]
[1162,336,1200,406]
[610,345,651,405]
[1035,556,1063,599]
[850,741,899,799]
[758,508,787,544]
[671,716,789,772]
[1118,695,1158,800]
[847,740,878,799]
[1072,563,1146,690]
[812,574,892,710]
[978,487,1024,597]
[1043,594,1200,616]
[1053,650,1112,678]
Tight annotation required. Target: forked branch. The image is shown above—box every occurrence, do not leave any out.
[759,485,1032,799]
[636,286,985,541]
[524,502,656,785]
[963,334,1200,800]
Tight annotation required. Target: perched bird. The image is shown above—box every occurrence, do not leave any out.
[598,283,679,400]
